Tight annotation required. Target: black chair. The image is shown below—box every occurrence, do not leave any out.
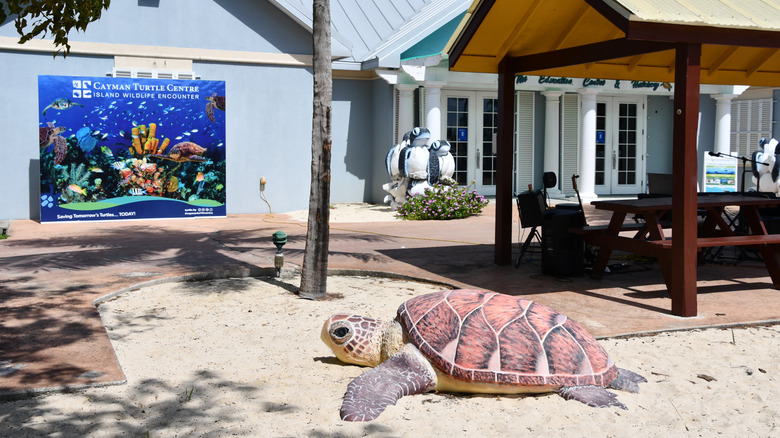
[515,189,546,267]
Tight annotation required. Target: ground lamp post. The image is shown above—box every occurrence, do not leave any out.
[272,231,287,277]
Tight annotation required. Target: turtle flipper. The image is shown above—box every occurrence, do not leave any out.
[53,136,68,165]
[340,344,436,422]
[206,102,215,122]
[608,368,647,393]
[559,385,627,410]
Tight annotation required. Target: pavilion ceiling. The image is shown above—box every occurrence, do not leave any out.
[448,0,780,85]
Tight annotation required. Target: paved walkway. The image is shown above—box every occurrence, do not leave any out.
[2,203,779,397]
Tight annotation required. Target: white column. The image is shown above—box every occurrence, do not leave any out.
[424,82,445,142]
[542,91,563,194]
[396,84,416,141]
[713,94,736,155]
[578,89,599,199]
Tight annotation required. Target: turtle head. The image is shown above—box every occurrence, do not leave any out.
[321,314,389,367]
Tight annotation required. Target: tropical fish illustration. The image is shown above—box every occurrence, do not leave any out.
[75,127,98,153]
[89,166,104,173]
[101,146,114,156]
[42,98,83,116]
[112,161,126,170]
[166,176,179,192]
[67,184,87,196]
[195,171,205,182]
[128,188,144,196]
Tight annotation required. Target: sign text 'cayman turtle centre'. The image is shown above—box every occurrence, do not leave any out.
[38,75,226,223]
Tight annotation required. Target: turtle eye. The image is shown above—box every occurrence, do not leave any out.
[331,325,351,344]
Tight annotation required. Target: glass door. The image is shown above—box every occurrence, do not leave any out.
[477,93,498,196]
[444,94,471,187]
[595,96,646,195]
[442,91,497,196]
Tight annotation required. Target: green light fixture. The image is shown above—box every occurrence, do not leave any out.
[272,231,287,277]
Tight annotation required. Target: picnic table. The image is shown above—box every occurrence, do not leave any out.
[576,193,780,315]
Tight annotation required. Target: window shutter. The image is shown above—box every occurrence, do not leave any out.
[514,91,535,193]
[731,98,773,156]
[560,93,580,196]
[108,69,200,80]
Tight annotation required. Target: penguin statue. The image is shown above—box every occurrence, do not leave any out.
[382,127,456,207]
[752,138,780,193]
[429,140,455,184]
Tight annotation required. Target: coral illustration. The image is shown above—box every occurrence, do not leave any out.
[130,122,171,157]
[58,163,91,203]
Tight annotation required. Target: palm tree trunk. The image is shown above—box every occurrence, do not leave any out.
[299,0,332,299]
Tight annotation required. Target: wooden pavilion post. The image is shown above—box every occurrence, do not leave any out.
[670,43,701,316]
[495,58,515,265]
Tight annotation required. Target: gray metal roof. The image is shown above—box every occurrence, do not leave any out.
[270,0,470,68]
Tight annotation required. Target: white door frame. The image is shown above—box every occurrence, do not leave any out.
[595,95,647,195]
[440,90,498,196]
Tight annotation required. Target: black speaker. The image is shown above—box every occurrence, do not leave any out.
[543,171,557,189]
[517,190,545,228]
[542,209,584,276]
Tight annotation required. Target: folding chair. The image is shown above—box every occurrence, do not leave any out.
[515,189,546,267]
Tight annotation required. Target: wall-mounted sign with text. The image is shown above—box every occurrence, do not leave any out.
[38,75,226,223]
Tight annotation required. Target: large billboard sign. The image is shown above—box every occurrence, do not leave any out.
[38,75,226,222]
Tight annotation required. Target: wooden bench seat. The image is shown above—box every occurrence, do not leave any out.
[568,222,646,235]
[655,234,780,248]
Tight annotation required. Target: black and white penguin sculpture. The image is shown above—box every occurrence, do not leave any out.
[752,138,780,193]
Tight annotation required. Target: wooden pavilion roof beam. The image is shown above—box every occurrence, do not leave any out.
[494,0,544,62]
[627,54,645,71]
[551,3,592,50]
[506,38,673,74]
[707,46,739,76]
[747,48,777,78]
[627,22,780,48]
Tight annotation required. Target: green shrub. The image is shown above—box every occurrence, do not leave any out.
[395,181,489,220]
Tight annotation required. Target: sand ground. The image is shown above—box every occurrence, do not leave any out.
[0,274,777,437]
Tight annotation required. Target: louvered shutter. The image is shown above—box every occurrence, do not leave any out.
[560,93,580,196]
[731,98,774,157]
[514,91,535,192]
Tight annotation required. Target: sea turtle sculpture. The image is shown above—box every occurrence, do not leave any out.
[42,97,83,116]
[205,93,225,122]
[321,289,646,422]
[39,122,69,165]
[148,141,207,162]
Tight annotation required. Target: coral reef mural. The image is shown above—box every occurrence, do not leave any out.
[38,75,226,222]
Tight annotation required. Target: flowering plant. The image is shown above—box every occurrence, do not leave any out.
[395,181,489,220]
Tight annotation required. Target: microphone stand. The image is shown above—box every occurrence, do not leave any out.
[708,151,768,193]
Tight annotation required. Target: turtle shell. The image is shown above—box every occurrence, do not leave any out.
[397,289,618,387]
[39,127,52,148]
[212,95,225,111]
